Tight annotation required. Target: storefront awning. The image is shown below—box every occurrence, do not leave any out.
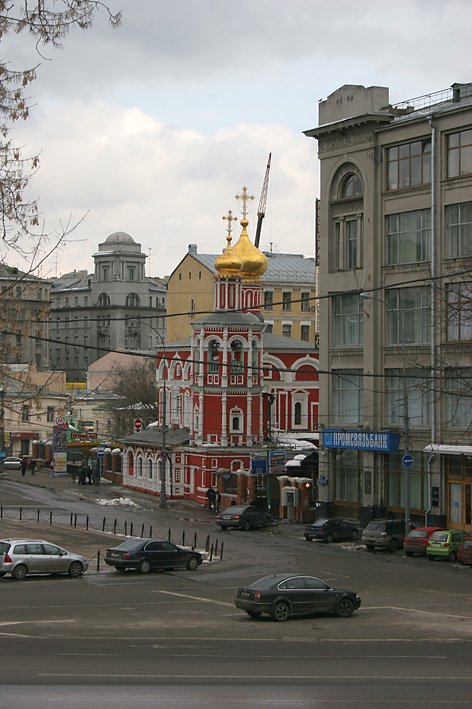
[424,444,472,456]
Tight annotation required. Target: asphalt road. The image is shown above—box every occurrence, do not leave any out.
[1,478,471,708]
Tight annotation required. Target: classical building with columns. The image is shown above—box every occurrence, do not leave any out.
[118,191,319,521]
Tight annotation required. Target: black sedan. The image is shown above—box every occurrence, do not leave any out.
[304,517,359,543]
[104,538,203,573]
[235,574,361,622]
[216,505,273,531]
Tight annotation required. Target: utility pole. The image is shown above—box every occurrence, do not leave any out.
[403,381,411,535]
[159,345,167,509]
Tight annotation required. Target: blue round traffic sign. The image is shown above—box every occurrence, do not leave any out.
[402,454,414,468]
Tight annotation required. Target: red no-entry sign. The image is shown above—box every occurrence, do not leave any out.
[133,418,143,433]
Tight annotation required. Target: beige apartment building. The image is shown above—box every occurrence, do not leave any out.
[305,82,472,531]
[166,244,316,344]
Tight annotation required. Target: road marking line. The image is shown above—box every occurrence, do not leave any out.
[365,606,472,620]
[157,590,234,607]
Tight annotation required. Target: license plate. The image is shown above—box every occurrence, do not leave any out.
[221,515,232,520]
[109,552,120,558]
[239,591,250,598]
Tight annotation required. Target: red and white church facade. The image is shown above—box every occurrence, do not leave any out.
[120,192,319,520]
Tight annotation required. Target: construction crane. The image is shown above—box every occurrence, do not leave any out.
[254,152,271,248]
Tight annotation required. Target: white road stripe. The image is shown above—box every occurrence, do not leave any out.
[157,590,234,607]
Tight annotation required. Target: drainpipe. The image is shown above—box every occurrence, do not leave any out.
[428,116,438,521]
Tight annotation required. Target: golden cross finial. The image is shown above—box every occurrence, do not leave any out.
[235,186,254,220]
[222,209,238,242]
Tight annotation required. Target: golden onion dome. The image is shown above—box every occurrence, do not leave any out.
[231,216,268,281]
[214,233,242,277]
[214,209,243,277]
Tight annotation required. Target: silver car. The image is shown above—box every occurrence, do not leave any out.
[2,456,23,470]
[0,538,89,580]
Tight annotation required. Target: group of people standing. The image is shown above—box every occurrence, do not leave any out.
[21,458,36,476]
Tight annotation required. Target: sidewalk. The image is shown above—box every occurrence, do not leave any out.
[0,465,303,537]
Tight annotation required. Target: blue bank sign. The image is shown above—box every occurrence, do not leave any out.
[322,429,400,453]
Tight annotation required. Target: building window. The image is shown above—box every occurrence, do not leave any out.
[386,287,431,345]
[102,266,109,281]
[265,322,273,334]
[334,216,362,271]
[282,291,292,311]
[47,406,55,422]
[126,293,140,307]
[65,297,69,307]
[332,369,362,423]
[446,202,472,258]
[230,408,243,433]
[294,402,302,426]
[127,266,135,281]
[301,291,311,312]
[282,323,292,338]
[386,139,431,190]
[447,129,472,177]
[21,406,30,422]
[98,293,110,308]
[263,290,273,310]
[447,282,472,341]
[300,324,310,342]
[385,369,430,427]
[230,340,243,374]
[446,368,472,428]
[333,293,363,346]
[341,173,363,198]
[147,459,153,480]
[386,209,431,265]
[84,296,88,307]
[208,340,220,374]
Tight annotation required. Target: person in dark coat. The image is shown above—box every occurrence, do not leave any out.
[206,485,216,511]
[21,458,27,476]
[30,458,36,476]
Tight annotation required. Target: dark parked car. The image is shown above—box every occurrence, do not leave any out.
[235,574,361,622]
[105,538,203,573]
[361,518,407,552]
[216,505,273,531]
[304,518,358,543]
[403,527,446,556]
[458,537,472,565]
[0,538,88,580]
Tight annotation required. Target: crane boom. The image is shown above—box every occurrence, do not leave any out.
[254,152,271,248]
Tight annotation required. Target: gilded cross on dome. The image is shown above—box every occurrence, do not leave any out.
[222,209,238,244]
[235,186,254,220]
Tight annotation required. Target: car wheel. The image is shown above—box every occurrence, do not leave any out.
[114,566,126,573]
[272,601,290,622]
[405,551,414,557]
[351,529,359,540]
[305,536,313,542]
[448,551,458,562]
[11,564,28,580]
[336,598,355,618]
[325,533,334,544]
[428,555,435,561]
[366,545,375,552]
[138,559,152,574]
[68,561,84,578]
[242,520,251,532]
[219,525,228,531]
[186,556,199,571]
[0,572,6,578]
[246,610,262,618]
[388,538,399,552]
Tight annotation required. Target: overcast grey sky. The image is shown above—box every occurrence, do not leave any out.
[6,0,472,278]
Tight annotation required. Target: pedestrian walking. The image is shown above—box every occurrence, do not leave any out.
[21,458,26,476]
[206,485,216,512]
[30,458,36,476]
[215,490,221,513]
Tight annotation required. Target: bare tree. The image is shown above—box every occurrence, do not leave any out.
[0,1,121,255]
[111,360,158,436]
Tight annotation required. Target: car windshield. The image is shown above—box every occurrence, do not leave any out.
[430,532,448,542]
[408,530,428,538]
[464,540,472,548]
[112,539,146,551]
[249,575,281,590]
[366,521,386,531]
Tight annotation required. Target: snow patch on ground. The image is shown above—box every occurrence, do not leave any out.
[95,496,143,508]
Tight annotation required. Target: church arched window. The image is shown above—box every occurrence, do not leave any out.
[230,340,243,374]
